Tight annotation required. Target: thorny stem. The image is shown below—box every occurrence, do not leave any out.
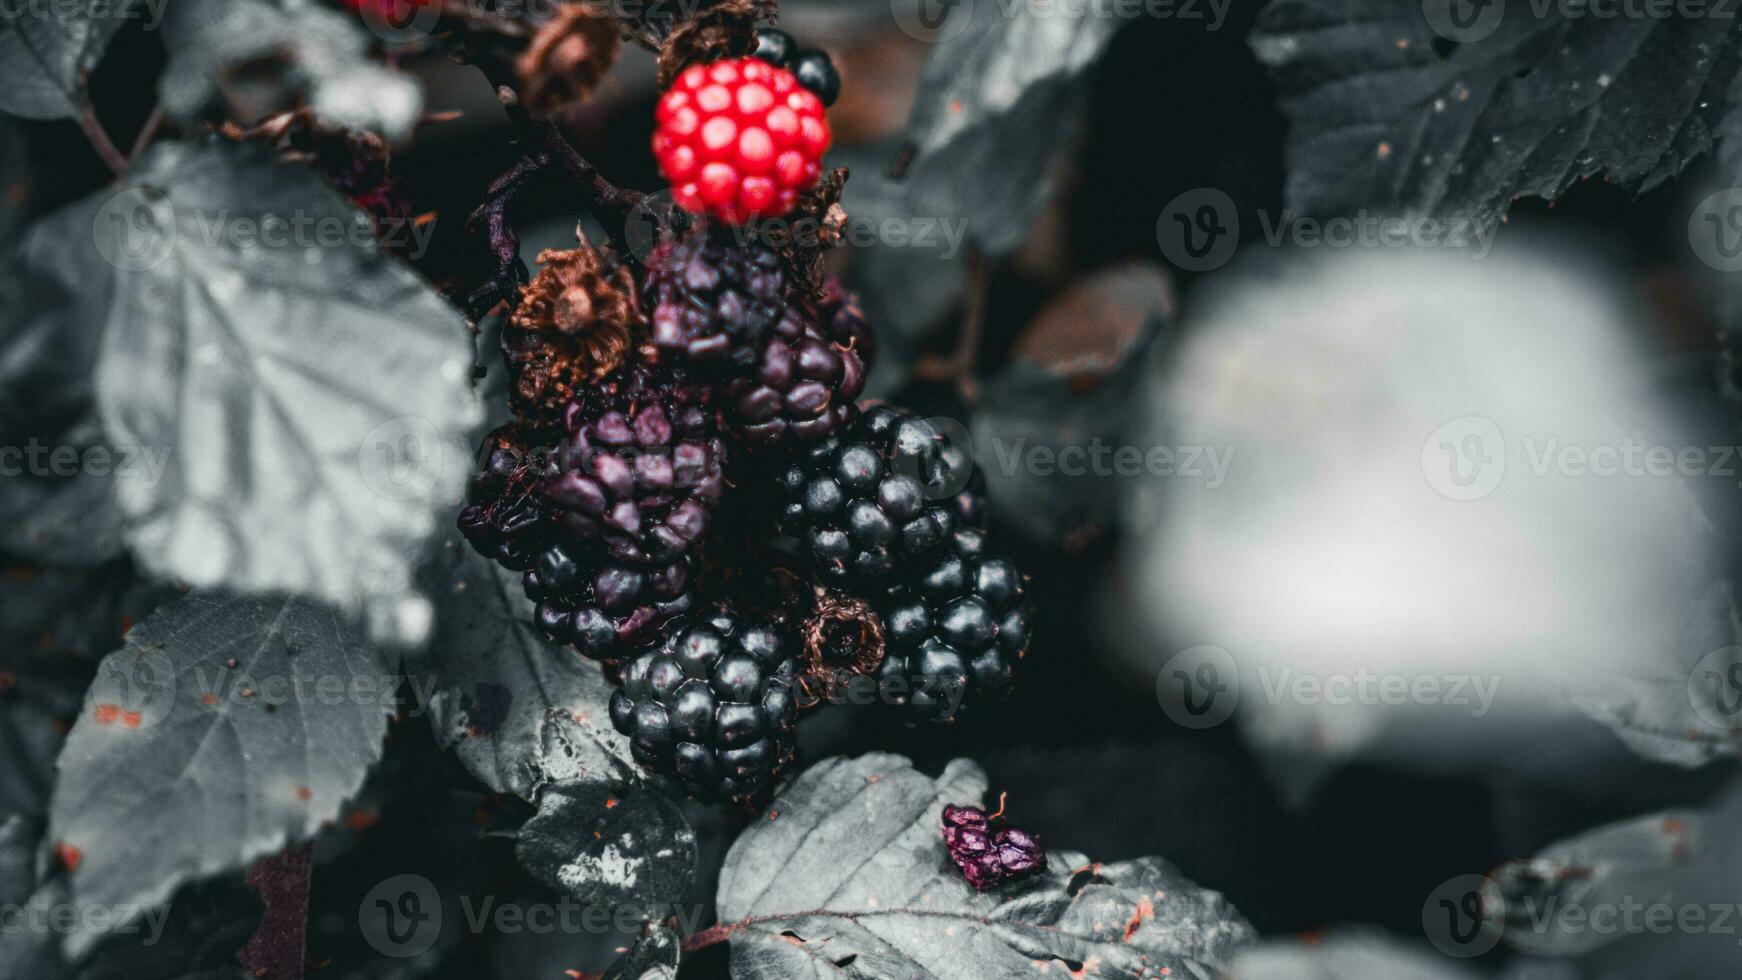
[465,152,551,320]
[914,249,989,403]
[457,43,661,318]
[74,100,129,178]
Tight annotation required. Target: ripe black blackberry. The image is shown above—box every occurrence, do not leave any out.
[722,303,865,448]
[641,231,784,373]
[523,539,694,663]
[539,364,726,567]
[609,603,800,805]
[874,528,1029,723]
[776,406,961,586]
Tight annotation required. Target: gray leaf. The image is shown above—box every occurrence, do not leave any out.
[63,139,482,645]
[1488,810,1698,957]
[423,541,636,801]
[516,781,697,914]
[158,0,421,141]
[875,1,1125,256]
[1251,0,1741,222]
[717,753,1254,979]
[0,0,139,120]
[47,591,394,956]
[600,922,680,980]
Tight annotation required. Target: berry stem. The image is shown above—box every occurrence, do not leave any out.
[464,152,550,319]
[127,104,167,164]
[914,248,989,403]
[74,100,129,178]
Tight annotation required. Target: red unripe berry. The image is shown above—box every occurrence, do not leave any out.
[653,57,832,224]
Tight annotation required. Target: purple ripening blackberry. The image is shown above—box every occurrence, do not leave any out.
[610,602,801,805]
[641,231,785,373]
[875,527,1030,724]
[722,300,866,448]
[458,422,697,665]
[537,363,727,567]
[776,406,964,587]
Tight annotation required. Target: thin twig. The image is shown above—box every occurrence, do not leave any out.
[913,248,989,403]
[128,104,167,163]
[74,100,129,177]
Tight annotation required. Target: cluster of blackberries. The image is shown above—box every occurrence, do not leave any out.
[459,37,1030,808]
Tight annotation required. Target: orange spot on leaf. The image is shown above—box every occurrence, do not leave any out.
[55,842,81,871]
[93,703,121,725]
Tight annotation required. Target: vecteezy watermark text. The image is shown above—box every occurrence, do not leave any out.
[358,873,709,958]
[984,437,1233,487]
[1422,416,1742,501]
[0,0,167,31]
[0,440,172,483]
[1156,645,1502,730]
[1156,188,1501,272]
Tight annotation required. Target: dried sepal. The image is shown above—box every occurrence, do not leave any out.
[504,231,646,421]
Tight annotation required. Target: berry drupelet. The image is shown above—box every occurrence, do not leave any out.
[776,406,960,587]
[609,604,801,805]
[876,528,1029,723]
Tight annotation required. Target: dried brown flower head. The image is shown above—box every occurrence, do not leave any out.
[798,590,886,708]
[503,231,645,421]
[518,4,622,119]
[654,0,775,90]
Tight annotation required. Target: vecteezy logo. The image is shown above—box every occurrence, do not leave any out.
[359,416,446,502]
[623,190,682,265]
[1421,0,1505,44]
[88,648,176,729]
[919,415,975,501]
[1690,189,1742,273]
[354,0,443,45]
[1156,645,1239,729]
[890,0,973,44]
[360,874,442,958]
[1155,189,1238,272]
[93,185,176,272]
[1689,646,1742,731]
[1422,874,1503,957]
[1421,416,1505,501]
